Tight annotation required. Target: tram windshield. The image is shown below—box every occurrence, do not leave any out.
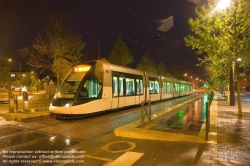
[57,65,91,98]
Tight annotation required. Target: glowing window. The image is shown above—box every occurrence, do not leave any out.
[149,79,159,94]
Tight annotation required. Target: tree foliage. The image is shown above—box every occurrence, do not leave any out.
[136,52,157,74]
[169,65,184,80]
[185,0,250,81]
[51,57,72,81]
[21,74,32,87]
[157,61,168,76]
[107,35,134,67]
[184,0,250,117]
[20,9,86,77]
[0,58,11,87]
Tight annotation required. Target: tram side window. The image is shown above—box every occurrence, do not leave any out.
[126,78,135,96]
[80,76,102,98]
[168,82,173,92]
[119,76,124,96]
[113,76,118,97]
[163,82,166,93]
[136,78,143,95]
[190,85,193,91]
[180,84,185,92]
[163,82,173,93]
[149,79,159,94]
[175,83,179,92]
[163,81,173,93]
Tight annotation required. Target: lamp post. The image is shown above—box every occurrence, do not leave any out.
[235,58,243,118]
[229,62,235,106]
[213,0,236,106]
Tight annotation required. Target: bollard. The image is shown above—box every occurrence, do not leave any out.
[9,92,15,113]
[22,91,29,112]
[15,95,18,111]
[205,101,210,140]
[211,92,214,99]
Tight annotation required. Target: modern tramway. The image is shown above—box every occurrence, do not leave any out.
[49,59,193,119]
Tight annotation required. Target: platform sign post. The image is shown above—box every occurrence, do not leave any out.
[9,92,15,113]
[205,101,210,140]
[15,95,18,111]
[22,91,29,112]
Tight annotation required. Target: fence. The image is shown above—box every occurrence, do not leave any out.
[45,84,57,98]
[141,100,151,127]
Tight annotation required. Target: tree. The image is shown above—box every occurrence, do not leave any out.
[169,65,184,80]
[107,35,134,67]
[51,58,72,84]
[34,79,41,93]
[20,9,86,85]
[136,52,157,74]
[157,61,169,76]
[184,0,250,118]
[20,74,32,87]
[0,58,11,88]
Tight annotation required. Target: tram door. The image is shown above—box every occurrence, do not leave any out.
[111,75,124,109]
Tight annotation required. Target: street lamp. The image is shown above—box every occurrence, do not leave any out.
[215,0,231,11]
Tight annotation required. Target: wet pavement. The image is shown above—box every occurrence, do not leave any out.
[145,98,206,136]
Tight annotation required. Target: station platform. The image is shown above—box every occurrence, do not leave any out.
[114,94,218,144]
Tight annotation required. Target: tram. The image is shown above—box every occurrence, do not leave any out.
[49,59,193,119]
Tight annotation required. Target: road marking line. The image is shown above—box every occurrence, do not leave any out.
[107,151,144,166]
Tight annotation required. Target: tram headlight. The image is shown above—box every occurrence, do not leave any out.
[64,103,71,107]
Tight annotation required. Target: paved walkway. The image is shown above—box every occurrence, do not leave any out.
[196,98,250,166]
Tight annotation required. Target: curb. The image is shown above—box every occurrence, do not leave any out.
[0,107,50,121]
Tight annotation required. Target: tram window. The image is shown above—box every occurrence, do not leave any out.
[139,79,144,95]
[149,79,159,94]
[175,83,179,92]
[163,81,172,93]
[126,78,135,96]
[190,85,193,91]
[163,82,166,93]
[59,72,85,96]
[119,77,124,96]
[112,76,118,97]
[136,79,143,95]
[180,84,184,92]
[169,83,173,92]
[80,77,102,98]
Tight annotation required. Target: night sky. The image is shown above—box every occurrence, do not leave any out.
[0,0,207,79]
